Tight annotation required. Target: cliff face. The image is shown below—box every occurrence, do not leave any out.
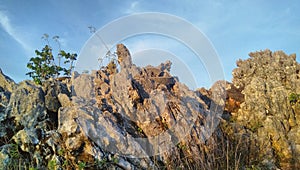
[0,46,299,169]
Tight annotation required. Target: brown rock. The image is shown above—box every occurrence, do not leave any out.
[231,49,300,168]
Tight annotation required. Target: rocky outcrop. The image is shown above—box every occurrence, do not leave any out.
[0,44,225,169]
[0,69,16,93]
[75,44,223,168]
[43,79,70,113]
[0,46,299,169]
[227,49,300,169]
[0,69,16,117]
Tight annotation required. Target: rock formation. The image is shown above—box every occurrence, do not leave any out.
[0,46,299,169]
[0,69,16,117]
[223,49,300,169]
[0,44,224,169]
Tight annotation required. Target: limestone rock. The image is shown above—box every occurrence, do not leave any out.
[0,145,13,169]
[0,69,16,93]
[72,73,95,101]
[58,107,80,136]
[42,79,70,113]
[57,93,72,107]
[88,44,217,169]
[0,69,16,119]
[4,45,300,169]
[117,44,133,69]
[6,81,47,129]
[12,128,39,152]
[231,49,300,169]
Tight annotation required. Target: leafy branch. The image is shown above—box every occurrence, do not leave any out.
[26,34,77,84]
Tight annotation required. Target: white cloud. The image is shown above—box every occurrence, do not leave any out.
[125,1,140,14]
[0,11,31,52]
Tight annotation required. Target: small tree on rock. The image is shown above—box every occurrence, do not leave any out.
[26,34,77,85]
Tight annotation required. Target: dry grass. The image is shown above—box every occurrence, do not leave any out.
[154,126,266,170]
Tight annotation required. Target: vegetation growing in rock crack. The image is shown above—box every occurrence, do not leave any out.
[26,34,77,85]
[289,92,300,104]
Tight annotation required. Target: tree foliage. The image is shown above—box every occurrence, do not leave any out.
[26,34,77,84]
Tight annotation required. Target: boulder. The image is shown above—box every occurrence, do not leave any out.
[6,81,47,129]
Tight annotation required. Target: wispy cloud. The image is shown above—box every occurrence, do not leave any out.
[0,11,31,52]
[125,1,140,14]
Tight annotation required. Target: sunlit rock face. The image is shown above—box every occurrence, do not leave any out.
[230,50,300,169]
[0,46,299,169]
[0,44,217,169]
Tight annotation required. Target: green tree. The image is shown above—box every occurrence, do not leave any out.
[26,34,77,84]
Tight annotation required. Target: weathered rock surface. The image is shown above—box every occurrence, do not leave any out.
[0,69,16,117]
[0,46,299,169]
[0,69,16,93]
[74,44,219,168]
[43,79,70,113]
[0,44,217,169]
[6,81,48,128]
[227,49,300,169]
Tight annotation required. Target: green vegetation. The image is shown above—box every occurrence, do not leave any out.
[26,34,77,84]
[111,156,119,164]
[29,167,38,170]
[246,165,263,170]
[92,156,119,169]
[177,142,187,151]
[289,92,300,104]
[137,127,143,133]
[8,143,20,160]
[78,161,86,170]
[47,159,57,170]
[95,158,108,169]
[249,120,263,132]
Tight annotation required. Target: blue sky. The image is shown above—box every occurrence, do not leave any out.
[0,0,299,89]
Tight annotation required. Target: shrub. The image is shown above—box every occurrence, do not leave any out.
[26,34,77,84]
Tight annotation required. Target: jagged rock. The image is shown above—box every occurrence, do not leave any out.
[0,69,16,93]
[6,81,47,129]
[0,69,16,118]
[4,45,300,169]
[158,60,172,72]
[89,44,220,169]
[0,47,214,169]
[58,107,79,136]
[76,105,155,167]
[0,145,13,169]
[57,93,72,107]
[72,73,95,101]
[58,99,142,169]
[117,44,133,69]
[231,49,300,169]
[42,80,70,113]
[12,128,39,152]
